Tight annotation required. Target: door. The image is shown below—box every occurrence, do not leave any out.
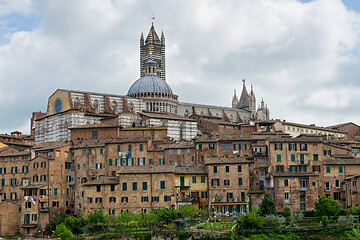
[24,214,30,225]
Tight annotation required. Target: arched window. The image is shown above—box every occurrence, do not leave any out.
[111,101,118,111]
[184,109,189,117]
[129,102,134,112]
[93,100,98,109]
[55,99,62,113]
[74,97,80,108]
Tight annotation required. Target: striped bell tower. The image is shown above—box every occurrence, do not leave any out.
[140,23,166,81]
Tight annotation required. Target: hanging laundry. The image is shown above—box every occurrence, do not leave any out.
[25,196,29,201]
[31,196,36,205]
[126,152,131,158]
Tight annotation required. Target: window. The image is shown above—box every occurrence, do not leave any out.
[133,182,137,191]
[10,178,17,185]
[108,159,113,166]
[142,182,147,190]
[96,163,102,169]
[169,149,173,154]
[198,144,203,150]
[285,192,289,203]
[300,179,308,190]
[224,179,230,186]
[288,143,297,151]
[177,149,181,154]
[201,176,206,183]
[128,145,132,152]
[238,178,243,186]
[339,166,343,174]
[353,181,357,187]
[160,181,166,189]
[87,198,93,203]
[300,144,307,151]
[54,188,58,196]
[325,182,330,191]
[91,131,98,139]
[291,154,295,162]
[95,197,102,203]
[274,143,283,150]
[159,159,165,165]
[326,167,330,174]
[109,197,116,203]
[122,182,127,191]
[33,162,39,169]
[192,176,196,183]
[276,165,284,172]
[141,196,149,202]
[300,203,306,211]
[11,167,17,173]
[334,192,341,200]
[109,209,115,215]
[225,166,230,172]
[96,185,101,192]
[164,196,171,202]
[100,148,103,154]
[238,165,242,172]
[324,149,331,156]
[138,157,145,166]
[244,144,251,150]
[277,154,281,162]
[300,154,305,164]
[209,143,215,149]
[241,192,246,202]
[55,99,62,113]
[151,196,159,202]
[213,166,218,173]
[312,165,321,172]
[221,143,232,150]
[211,179,220,186]
[313,154,318,161]
[140,144,143,151]
[335,180,340,188]
[284,179,288,187]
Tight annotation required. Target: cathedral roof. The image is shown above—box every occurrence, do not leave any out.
[237,83,249,109]
[127,75,173,95]
[146,23,160,43]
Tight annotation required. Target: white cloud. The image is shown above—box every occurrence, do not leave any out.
[0,0,360,134]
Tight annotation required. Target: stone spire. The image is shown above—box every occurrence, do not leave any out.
[232,89,238,108]
[140,23,166,81]
[237,79,250,110]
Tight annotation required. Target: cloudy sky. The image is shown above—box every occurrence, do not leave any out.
[0,0,360,134]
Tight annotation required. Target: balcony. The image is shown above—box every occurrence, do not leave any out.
[177,196,199,203]
[175,181,191,188]
[39,207,49,212]
[252,151,268,157]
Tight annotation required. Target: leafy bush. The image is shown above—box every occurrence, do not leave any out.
[345,206,360,215]
[179,205,203,220]
[282,206,294,224]
[238,209,264,230]
[64,216,87,235]
[86,209,108,225]
[263,214,286,228]
[52,223,73,240]
[338,215,354,226]
[45,213,69,235]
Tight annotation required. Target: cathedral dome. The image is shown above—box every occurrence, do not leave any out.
[127,75,173,96]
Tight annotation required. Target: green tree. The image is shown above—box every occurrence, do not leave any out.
[151,208,177,225]
[179,205,202,220]
[52,223,73,240]
[314,196,341,217]
[45,213,69,235]
[64,216,87,235]
[86,209,108,224]
[238,208,264,230]
[258,193,276,217]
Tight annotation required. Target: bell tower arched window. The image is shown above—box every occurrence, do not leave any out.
[55,99,62,114]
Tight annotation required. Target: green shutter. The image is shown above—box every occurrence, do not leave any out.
[313,154,318,161]
[201,176,205,183]
[117,145,120,152]
[241,192,245,202]
[277,154,281,162]
[138,158,140,165]
[339,166,343,173]
[100,148,103,154]
[149,159,153,165]
[54,188,58,196]
[326,166,330,173]
[238,178,243,185]
[132,158,134,165]
[109,159,113,166]
[291,154,295,162]
[300,154,305,164]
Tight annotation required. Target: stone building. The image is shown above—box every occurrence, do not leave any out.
[33,23,267,144]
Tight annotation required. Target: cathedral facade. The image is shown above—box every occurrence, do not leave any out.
[34,24,269,143]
